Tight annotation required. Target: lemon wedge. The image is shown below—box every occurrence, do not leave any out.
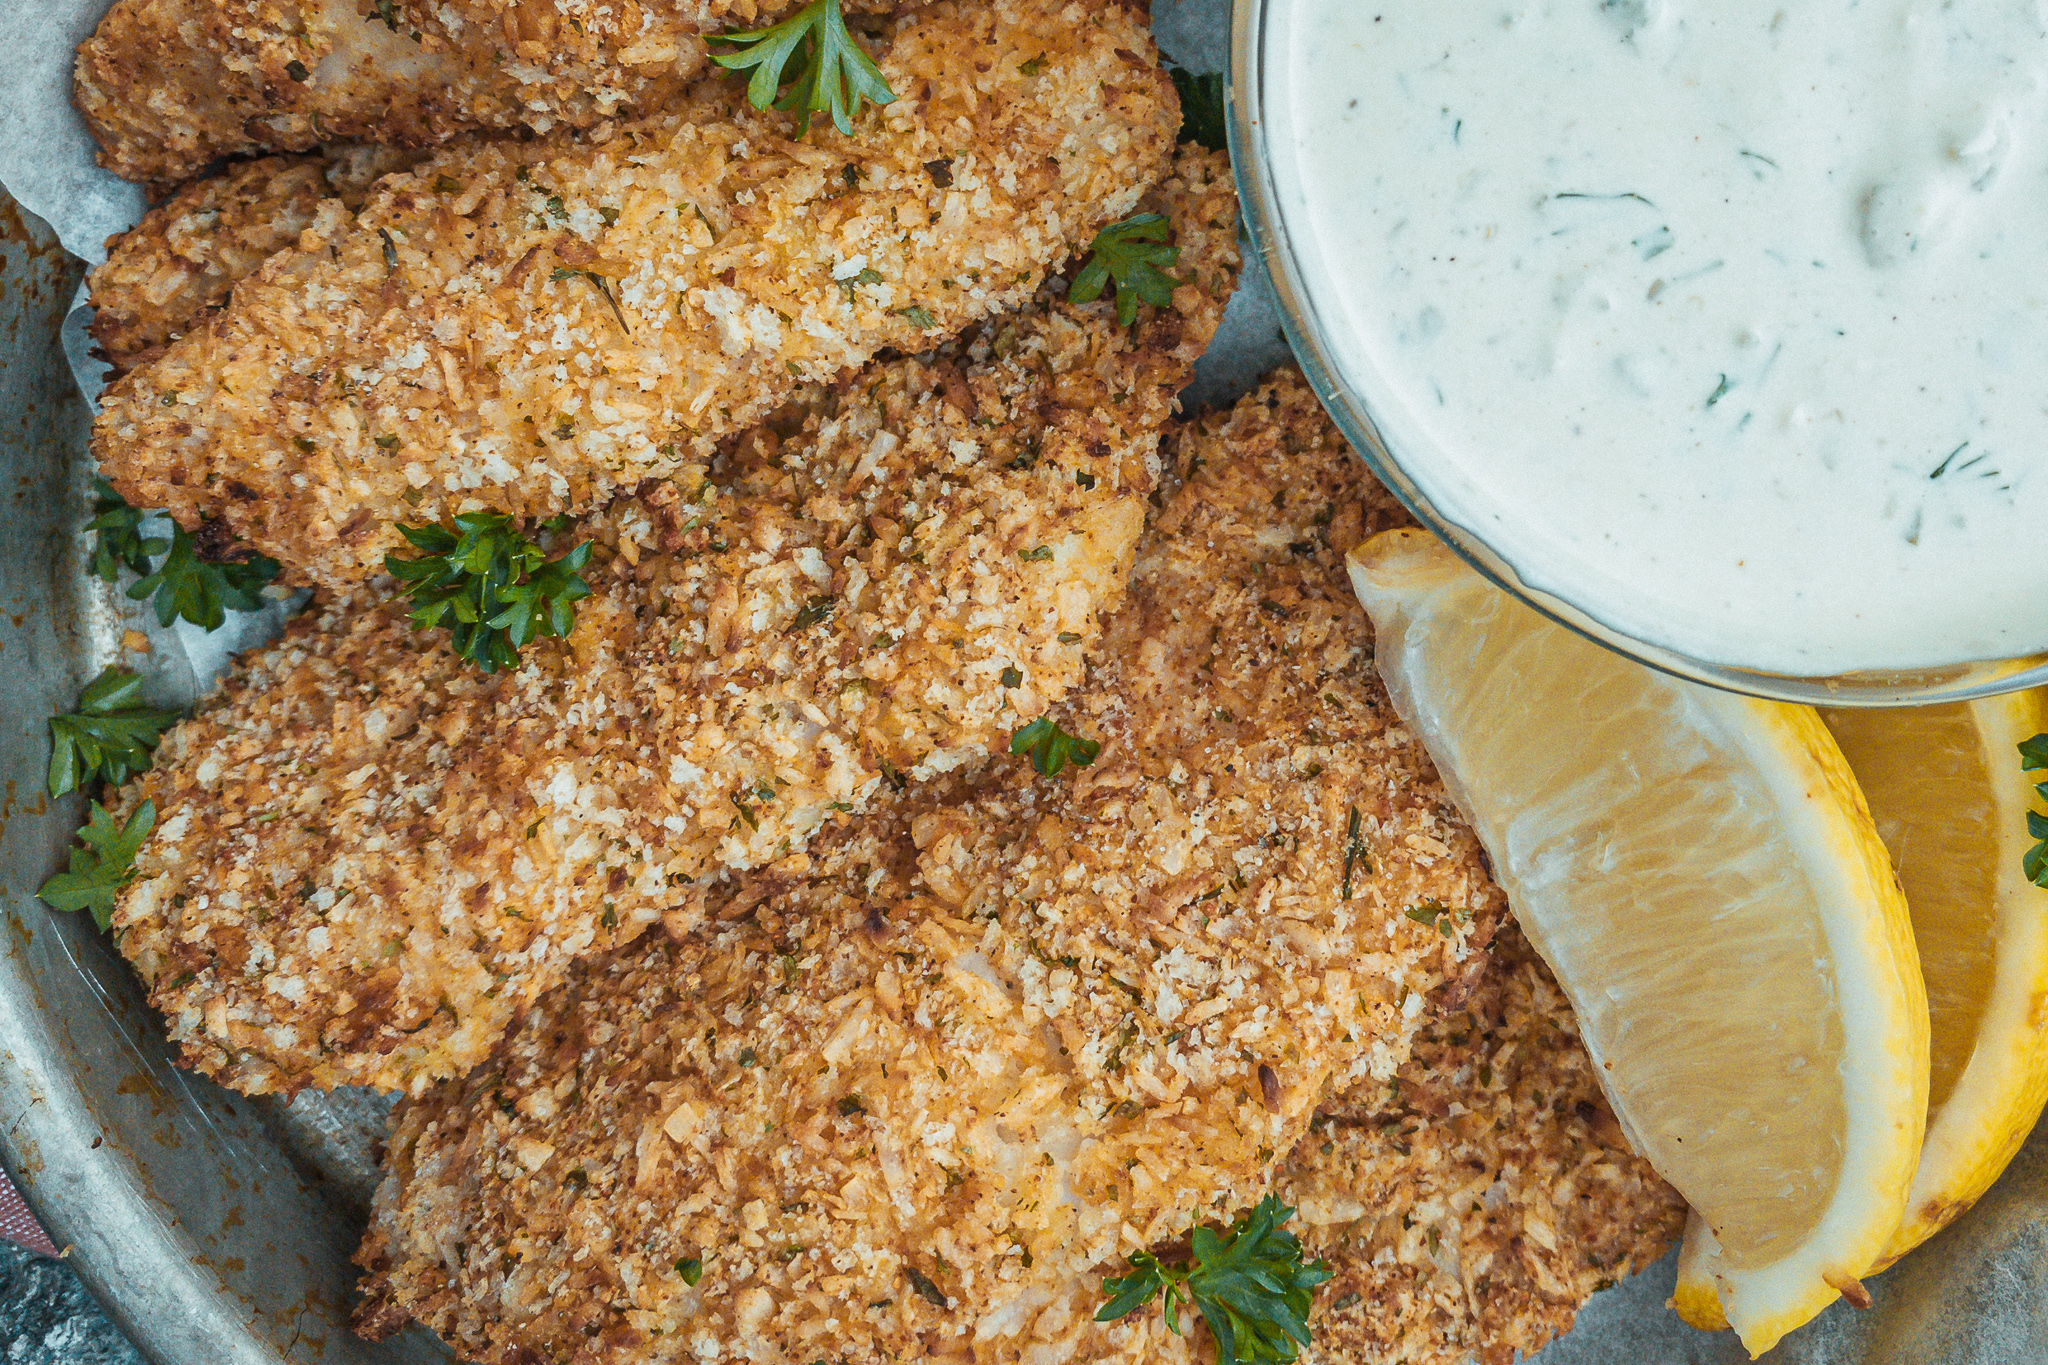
[1677,690,2048,1332]
[1347,529,1927,1357]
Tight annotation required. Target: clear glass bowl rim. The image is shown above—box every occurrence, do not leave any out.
[1224,0,2048,708]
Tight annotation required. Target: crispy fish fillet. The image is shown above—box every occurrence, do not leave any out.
[349,369,1511,1362]
[74,0,909,189]
[88,146,421,376]
[91,0,1177,588]
[1283,923,1686,1365]
[956,921,1685,1365]
[107,146,1239,1099]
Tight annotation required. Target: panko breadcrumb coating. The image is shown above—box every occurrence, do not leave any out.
[1282,923,1686,1365]
[349,368,1510,1362]
[88,146,421,376]
[91,0,1179,588]
[108,146,1239,1099]
[944,920,1684,1365]
[73,0,911,190]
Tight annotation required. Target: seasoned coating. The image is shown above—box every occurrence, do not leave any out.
[350,368,1511,1362]
[88,146,421,376]
[74,0,909,189]
[107,147,1240,1099]
[957,923,1684,1365]
[1283,924,1685,1365]
[91,0,1179,588]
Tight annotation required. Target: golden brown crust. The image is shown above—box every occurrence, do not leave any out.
[348,367,1510,1362]
[91,0,1180,588]
[107,147,1240,1099]
[88,146,422,376]
[1282,923,1686,1365]
[73,0,913,189]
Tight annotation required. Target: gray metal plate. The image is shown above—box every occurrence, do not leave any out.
[2,1,2046,1361]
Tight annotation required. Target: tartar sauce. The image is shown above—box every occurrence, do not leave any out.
[1267,0,2048,674]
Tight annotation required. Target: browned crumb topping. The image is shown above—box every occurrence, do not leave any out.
[107,147,1239,1099]
[91,0,1179,588]
[73,0,915,190]
[1284,922,1685,1365]
[349,367,1509,1362]
[88,146,422,376]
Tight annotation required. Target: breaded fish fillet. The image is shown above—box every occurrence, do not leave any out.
[108,147,1239,1099]
[89,146,421,376]
[1283,923,1686,1365]
[349,369,1511,1362]
[74,0,907,189]
[928,921,1684,1365]
[92,0,1178,588]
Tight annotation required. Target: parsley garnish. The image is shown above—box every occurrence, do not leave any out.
[1070,214,1181,326]
[709,0,896,137]
[1010,716,1100,777]
[131,526,282,630]
[1169,66,1227,152]
[2021,734,2048,885]
[384,513,593,673]
[87,478,281,630]
[47,668,180,798]
[38,800,156,931]
[1096,1195,1331,1365]
[85,477,161,581]
[87,480,279,628]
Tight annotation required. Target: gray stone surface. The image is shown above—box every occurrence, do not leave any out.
[0,1245,141,1365]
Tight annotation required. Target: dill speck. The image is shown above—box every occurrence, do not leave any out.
[787,595,837,632]
[1096,1194,1331,1365]
[1340,805,1367,900]
[709,0,896,136]
[550,267,630,334]
[905,1266,948,1307]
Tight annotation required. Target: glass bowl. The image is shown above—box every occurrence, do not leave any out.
[1224,0,2048,708]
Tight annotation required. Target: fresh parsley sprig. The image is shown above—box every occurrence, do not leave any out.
[709,0,896,137]
[385,513,593,673]
[86,477,282,631]
[1096,1195,1331,1365]
[48,667,181,798]
[38,800,156,931]
[1169,66,1227,152]
[86,476,162,581]
[1010,716,1101,778]
[1071,214,1181,326]
[2022,734,2048,885]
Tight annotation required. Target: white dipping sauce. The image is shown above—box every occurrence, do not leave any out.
[1267,0,2048,674]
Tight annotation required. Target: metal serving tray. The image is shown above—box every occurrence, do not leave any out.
[2,1,2046,1360]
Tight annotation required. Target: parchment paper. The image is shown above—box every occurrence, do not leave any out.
[3,0,2046,1361]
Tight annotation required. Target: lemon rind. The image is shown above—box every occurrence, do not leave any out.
[1873,690,2048,1268]
[1685,694,1926,1355]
